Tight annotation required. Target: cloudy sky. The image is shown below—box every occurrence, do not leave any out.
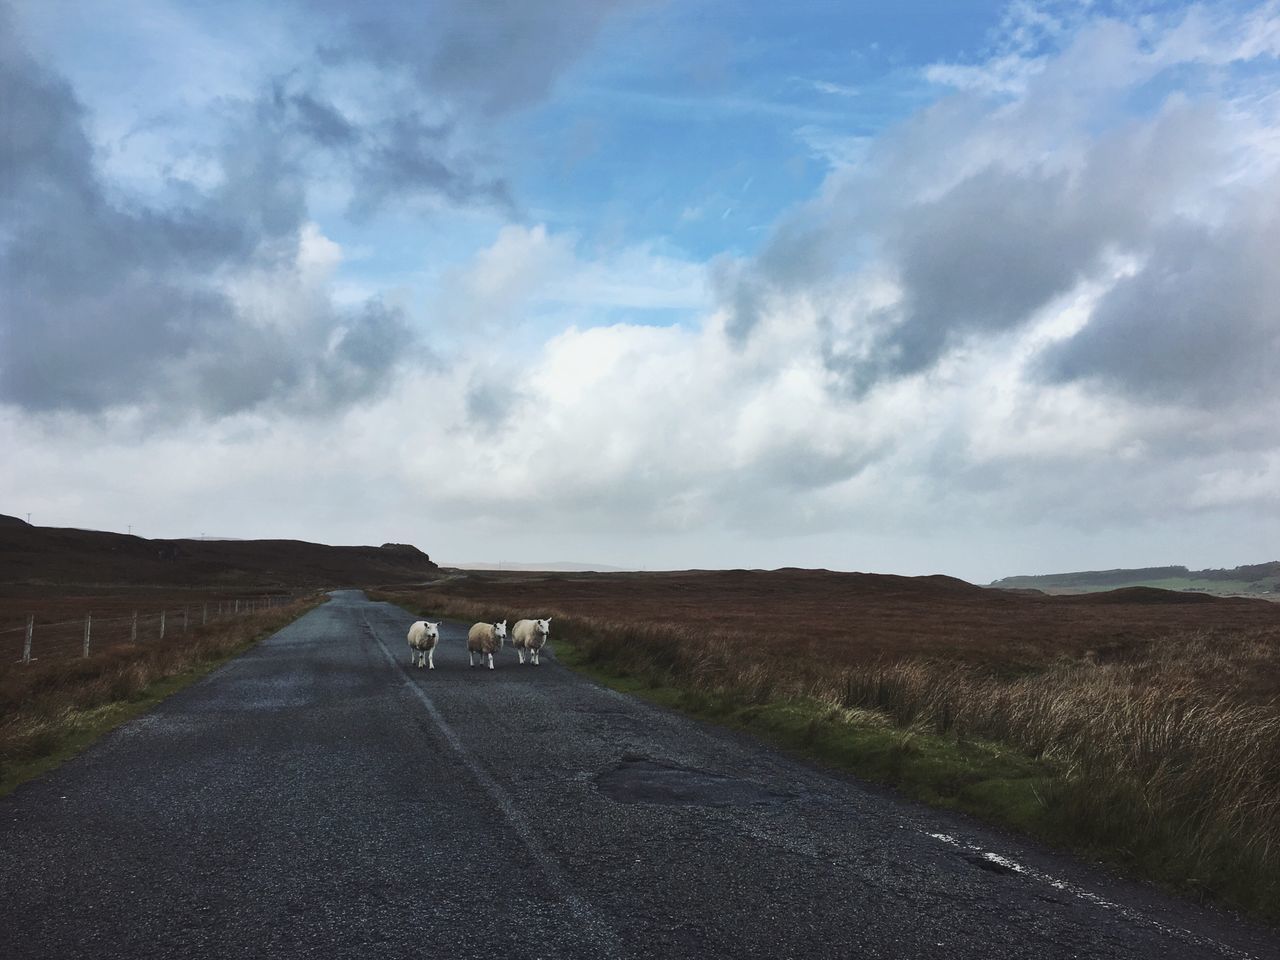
[3,0,1279,581]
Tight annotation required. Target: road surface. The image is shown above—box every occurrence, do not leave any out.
[1,590,1275,959]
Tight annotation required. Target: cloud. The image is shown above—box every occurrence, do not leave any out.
[364,2,1280,550]
[5,0,1280,580]
[0,20,413,418]
[1,0,652,420]
[343,110,514,220]
[1043,196,1280,405]
[312,0,651,117]
[432,224,709,339]
[718,8,1280,410]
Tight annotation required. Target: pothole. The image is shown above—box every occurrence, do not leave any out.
[596,755,796,807]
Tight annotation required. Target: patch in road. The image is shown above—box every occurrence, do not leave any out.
[596,755,798,807]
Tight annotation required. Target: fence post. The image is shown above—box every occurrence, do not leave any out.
[22,614,33,663]
[132,611,138,642]
[160,610,166,640]
[183,607,188,632]
[83,614,92,658]
[235,599,240,615]
[202,603,208,626]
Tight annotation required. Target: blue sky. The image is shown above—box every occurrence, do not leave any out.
[3,0,1280,578]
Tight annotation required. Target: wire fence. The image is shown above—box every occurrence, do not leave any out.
[1,596,297,664]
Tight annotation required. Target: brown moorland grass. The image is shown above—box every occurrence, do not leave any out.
[0,593,323,794]
[0,590,298,662]
[379,569,1280,920]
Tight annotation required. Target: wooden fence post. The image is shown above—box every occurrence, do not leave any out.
[160,610,166,640]
[183,607,188,632]
[22,614,33,663]
[132,611,138,642]
[202,603,208,626]
[83,614,92,658]
[234,599,240,615]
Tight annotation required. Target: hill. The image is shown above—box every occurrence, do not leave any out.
[0,515,437,593]
[441,560,630,573]
[989,561,1280,597]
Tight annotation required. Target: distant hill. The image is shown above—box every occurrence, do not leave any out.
[0,515,438,593]
[990,561,1280,597]
[442,560,630,573]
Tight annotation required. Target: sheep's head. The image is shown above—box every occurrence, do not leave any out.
[495,619,508,640]
[536,618,550,637]
[425,622,439,640]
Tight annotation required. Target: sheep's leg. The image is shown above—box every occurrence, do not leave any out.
[428,648,435,669]
[487,652,494,670]
[533,649,540,665]
[468,650,474,668]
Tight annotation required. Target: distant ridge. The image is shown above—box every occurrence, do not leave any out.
[0,514,438,591]
[990,561,1280,597]
[442,560,630,573]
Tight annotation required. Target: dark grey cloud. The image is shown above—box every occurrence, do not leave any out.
[265,76,513,220]
[464,375,522,434]
[717,97,1241,401]
[311,0,648,117]
[347,111,514,221]
[0,22,412,417]
[1,0,652,419]
[1043,203,1280,406]
[280,87,359,147]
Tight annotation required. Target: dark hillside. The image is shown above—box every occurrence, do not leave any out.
[0,515,437,592]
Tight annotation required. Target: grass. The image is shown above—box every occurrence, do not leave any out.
[377,573,1280,924]
[0,594,323,797]
[554,631,1054,835]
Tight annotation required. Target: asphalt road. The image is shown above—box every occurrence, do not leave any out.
[2,590,1275,960]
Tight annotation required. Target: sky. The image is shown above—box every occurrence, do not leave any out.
[2,0,1279,581]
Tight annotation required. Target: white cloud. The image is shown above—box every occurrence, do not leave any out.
[6,1,1280,581]
[431,224,709,340]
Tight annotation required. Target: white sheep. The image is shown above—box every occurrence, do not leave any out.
[511,618,551,665]
[467,620,507,670]
[407,620,440,669]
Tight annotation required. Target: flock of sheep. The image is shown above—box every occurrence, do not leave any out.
[405,617,552,671]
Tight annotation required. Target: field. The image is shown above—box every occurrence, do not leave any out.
[380,568,1280,920]
[0,589,295,663]
[0,592,323,795]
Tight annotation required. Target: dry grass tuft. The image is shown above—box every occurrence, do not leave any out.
[0,596,321,791]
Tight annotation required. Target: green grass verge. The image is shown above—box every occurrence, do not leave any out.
[553,634,1278,923]
[553,633,1053,837]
